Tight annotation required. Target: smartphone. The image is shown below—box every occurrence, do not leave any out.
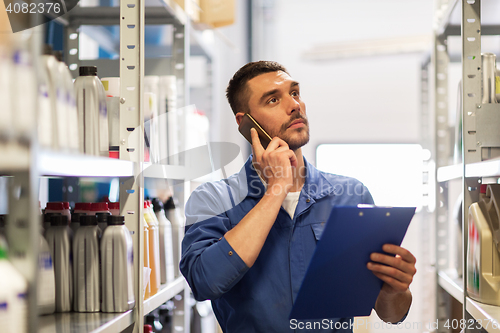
[238,113,273,149]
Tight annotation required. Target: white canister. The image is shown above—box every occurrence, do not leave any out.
[101,215,135,312]
[73,215,101,312]
[44,215,73,312]
[74,66,109,156]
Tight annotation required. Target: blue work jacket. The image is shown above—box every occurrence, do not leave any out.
[180,156,374,332]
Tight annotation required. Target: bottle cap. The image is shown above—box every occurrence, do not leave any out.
[71,212,85,223]
[44,212,60,223]
[108,202,119,210]
[91,202,109,212]
[144,201,148,209]
[151,198,163,213]
[75,202,91,211]
[480,184,488,194]
[80,215,98,226]
[107,215,125,225]
[164,197,176,210]
[46,202,64,211]
[50,214,69,226]
[143,325,153,333]
[79,66,98,76]
[96,212,111,222]
[62,202,70,210]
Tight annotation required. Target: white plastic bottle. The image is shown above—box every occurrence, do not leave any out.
[152,199,175,284]
[144,201,160,295]
[11,46,36,142]
[0,45,13,141]
[44,214,73,312]
[159,76,177,163]
[101,216,135,312]
[101,77,120,159]
[58,59,80,153]
[74,66,109,156]
[38,230,56,315]
[0,236,28,333]
[42,53,69,151]
[36,58,53,149]
[164,197,184,277]
[73,215,101,312]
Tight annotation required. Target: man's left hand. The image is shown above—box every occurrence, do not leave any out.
[367,244,416,293]
[367,244,416,323]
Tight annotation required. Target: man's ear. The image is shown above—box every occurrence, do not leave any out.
[235,112,246,126]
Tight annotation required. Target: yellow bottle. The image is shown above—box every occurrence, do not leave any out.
[467,184,500,305]
[143,206,151,300]
[144,200,160,295]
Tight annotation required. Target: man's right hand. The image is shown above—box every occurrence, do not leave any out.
[250,128,297,195]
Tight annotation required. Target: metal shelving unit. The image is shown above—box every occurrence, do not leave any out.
[0,0,216,331]
[428,0,500,331]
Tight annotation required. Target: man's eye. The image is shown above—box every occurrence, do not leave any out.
[291,91,299,97]
[268,97,277,104]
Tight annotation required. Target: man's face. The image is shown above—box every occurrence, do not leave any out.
[244,71,309,151]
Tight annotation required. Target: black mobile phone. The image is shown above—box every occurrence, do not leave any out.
[238,113,273,149]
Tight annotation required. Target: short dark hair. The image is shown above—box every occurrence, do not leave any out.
[226,61,289,115]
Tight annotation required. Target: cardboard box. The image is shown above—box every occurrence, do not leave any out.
[173,0,200,22]
[199,0,235,28]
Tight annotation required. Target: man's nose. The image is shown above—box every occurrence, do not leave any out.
[286,95,301,115]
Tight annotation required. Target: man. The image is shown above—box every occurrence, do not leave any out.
[180,61,416,332]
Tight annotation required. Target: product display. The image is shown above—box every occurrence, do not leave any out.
[101,215,135,313]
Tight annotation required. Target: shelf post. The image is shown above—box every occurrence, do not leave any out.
[120,0,145,332]
[462,0,482,329]
[433,28,453,331]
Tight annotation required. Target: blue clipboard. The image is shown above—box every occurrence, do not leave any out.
[289,205,415,320]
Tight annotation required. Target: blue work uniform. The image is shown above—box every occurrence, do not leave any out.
[180,156,374,332]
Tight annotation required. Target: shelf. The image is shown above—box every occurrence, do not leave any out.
[438,270,464,304]
[38,150,135,177]
[38,309,134,333]
[437,164,462,182]
[143,163,187,180]
[466,298,500,332]
[466,158,500,178]
[143,276,185,315]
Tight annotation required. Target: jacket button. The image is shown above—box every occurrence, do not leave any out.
[228,251,233,256]
[306,198,311,203]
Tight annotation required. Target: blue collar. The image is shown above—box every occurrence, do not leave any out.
[240,155,336,200]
